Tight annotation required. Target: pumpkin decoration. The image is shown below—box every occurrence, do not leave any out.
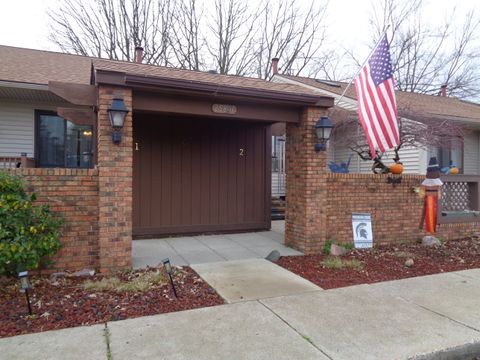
[389,162,404,175]
[449,166,459,175]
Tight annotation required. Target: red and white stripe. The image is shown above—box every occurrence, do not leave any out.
[354,64,399,157]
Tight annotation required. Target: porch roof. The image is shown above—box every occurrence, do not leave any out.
[277,75,480,124]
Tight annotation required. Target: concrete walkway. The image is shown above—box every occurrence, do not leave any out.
[3,269,480,359]
[191,259,321,303]
[132,220,300,268]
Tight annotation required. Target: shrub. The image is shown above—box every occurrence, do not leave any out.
[0,172,63,276]
[322,239,334,254]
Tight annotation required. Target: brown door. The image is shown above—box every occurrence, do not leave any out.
[133,113,271,237]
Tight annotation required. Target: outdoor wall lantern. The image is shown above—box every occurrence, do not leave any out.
[18,271,33,315]
[314,116,333,152]
[107,98,129,144]
[162,258,178,298]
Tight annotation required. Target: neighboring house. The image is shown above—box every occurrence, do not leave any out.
[271,73,480,180]
[0,45,331,245]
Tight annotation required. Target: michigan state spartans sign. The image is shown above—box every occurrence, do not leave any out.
[352,213,373,249]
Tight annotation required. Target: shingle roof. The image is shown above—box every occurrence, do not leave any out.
[0,45,92,85]
[92,59,320,96]
[0,45,321,98]
[280,75,480,122]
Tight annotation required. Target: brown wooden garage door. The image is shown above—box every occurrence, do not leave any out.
[133,113,271,237]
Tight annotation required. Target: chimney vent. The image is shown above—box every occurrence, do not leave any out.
[271,58,279,75]
[440,84,447,97]
[135,46,144,63]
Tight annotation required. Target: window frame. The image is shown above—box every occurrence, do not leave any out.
[34,110,94,169]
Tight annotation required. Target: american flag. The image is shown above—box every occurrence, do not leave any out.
[354,35,399,158]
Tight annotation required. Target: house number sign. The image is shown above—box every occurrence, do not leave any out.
[212,104,237,115]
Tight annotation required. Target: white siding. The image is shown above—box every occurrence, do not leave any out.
[0,101,56,157]
[331,131,426,174]
[464,131,480,175]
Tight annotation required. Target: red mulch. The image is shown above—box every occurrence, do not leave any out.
[276,237,480,290]
[0,267,223,338]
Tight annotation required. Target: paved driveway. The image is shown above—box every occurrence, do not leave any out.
[132,220,301,268]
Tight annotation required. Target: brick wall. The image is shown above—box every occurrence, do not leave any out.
[97,86,133,272]
[325,173,479,245]
[6,168,99,272]
[285,106,329,253]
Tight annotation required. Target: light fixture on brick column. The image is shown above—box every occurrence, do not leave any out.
[314,116,333,152]
[107,98,129,144]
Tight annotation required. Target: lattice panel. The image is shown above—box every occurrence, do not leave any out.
[442,182,471,211]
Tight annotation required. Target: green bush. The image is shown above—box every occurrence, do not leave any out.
[322,239,334,254]
[0,172,63,276]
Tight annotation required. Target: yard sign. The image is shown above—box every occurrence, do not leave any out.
[352,213,373,248]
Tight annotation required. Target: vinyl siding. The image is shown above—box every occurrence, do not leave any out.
[464,131,480,175]
[331,132,426,174]
[0,101,56,157]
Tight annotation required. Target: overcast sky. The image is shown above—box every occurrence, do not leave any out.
[0,0,478,62]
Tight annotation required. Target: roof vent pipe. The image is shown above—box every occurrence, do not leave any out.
[440,84,447,97]
[271,58,279,75]
[135,46,144,64]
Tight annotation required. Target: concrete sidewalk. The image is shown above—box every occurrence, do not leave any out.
[2,269,480,360]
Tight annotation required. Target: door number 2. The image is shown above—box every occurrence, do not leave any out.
[239,148,245,156]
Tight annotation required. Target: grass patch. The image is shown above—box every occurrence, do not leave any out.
[321,257,363,270]
[83,271,166,292]
[301,333,315,346]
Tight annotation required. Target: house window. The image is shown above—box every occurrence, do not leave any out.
[430,139,464,174]
[36,111,93,168]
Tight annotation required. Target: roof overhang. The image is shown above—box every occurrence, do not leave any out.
[0,80,68,104]
[94,69,334,108]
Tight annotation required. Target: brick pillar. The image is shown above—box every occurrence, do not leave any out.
[285,106,329,254]
[97,86,133,272]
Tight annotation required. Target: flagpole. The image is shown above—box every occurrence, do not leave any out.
[335,26,391,106]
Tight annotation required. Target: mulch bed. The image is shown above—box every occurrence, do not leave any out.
[0,266,224,338]
[276,236,480,290]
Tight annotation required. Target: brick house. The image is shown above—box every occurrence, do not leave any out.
[0,45,333,272]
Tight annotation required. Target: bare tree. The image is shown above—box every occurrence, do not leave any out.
[169,0,204,70]
[253,0,328,79]
[48,0,175,65]
[48,0,331,78]
[205,0,259,75]
[367,0,480,99]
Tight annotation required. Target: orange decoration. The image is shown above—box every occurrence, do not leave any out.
[389,162,404,175]
[449,167,459,175]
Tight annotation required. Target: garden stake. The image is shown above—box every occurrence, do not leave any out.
[162,258,178,298]
[24,288,33,315]
[18,271,33,315]
[168,272,178,298]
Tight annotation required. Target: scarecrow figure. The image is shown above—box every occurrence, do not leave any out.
[420,157,443,234]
